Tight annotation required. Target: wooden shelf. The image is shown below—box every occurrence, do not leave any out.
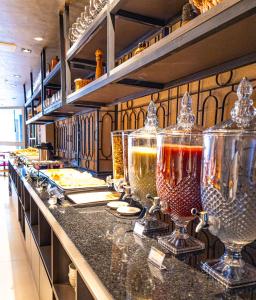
[110,0,187,22]
[26,112,58,125]
[115,15,159,58]
[67,78,155,105]
[67,7,108,61]
[112,0,188,57]
[67,0,186,63]
[25,85,42,107]
[24,0,256,121]
[53,284,75,300]
[43,101,87,117]
[43,62,61,87]
[66,0,256,106]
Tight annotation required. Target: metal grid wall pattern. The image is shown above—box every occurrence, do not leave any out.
[55,63,256,173]
[118,64,256,131]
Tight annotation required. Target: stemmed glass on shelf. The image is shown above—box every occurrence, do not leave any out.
[68,0,108,43]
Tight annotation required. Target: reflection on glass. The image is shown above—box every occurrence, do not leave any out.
[122,130,134,185]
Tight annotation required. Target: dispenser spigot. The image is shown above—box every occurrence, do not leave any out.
[114,179,125,193]
[106,175,113,188]
[191,208,209,233]
[106,175,125,193]
[123,185,132,200]
[146,195,161,215]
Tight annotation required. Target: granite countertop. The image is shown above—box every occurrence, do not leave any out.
[13,163,256,300]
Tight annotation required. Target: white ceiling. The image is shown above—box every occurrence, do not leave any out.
[0,0,65,107]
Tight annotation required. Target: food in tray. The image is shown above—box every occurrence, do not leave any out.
[41,168,106,189]
[13,147,39,157]
[68,191,121,205]
[32,160,64,170]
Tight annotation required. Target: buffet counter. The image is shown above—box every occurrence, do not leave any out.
[8,160,256,300]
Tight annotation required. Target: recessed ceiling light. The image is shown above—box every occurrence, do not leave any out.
[21,48,32,53]
[12,97,16,100]
[34,37,43,41]
[10,74,21,78]
[9,83,17,87]
[0,42,16,52]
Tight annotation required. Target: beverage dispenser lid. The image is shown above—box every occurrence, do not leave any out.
[130,99,160,138]
[158,91,203,135]
[205,77,256,134]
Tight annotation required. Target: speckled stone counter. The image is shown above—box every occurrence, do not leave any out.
[10,162,256,300]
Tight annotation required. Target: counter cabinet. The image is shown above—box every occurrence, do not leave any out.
[8,161,256,300]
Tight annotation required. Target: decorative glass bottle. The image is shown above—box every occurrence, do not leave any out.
[195,77,256,288]
[156,92,205,254]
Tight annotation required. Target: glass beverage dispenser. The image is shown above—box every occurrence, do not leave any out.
[128,100,168,235]
[156,92,205,254]
[195,77,256,288]
[128,100,158,202]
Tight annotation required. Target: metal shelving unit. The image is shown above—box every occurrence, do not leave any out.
[66,0,256,106]
[24,0,256,121]
[43,61,61,88]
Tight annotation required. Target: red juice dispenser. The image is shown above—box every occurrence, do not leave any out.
[156,91,204,254]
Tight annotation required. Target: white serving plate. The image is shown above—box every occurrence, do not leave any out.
[117,206,141,216]
[107,201,129,210]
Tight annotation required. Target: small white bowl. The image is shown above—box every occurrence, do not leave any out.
[117,206,141,216]
[107,201,129,210]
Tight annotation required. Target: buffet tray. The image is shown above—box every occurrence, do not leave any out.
[66,190,121,206]
[40,168,107,192]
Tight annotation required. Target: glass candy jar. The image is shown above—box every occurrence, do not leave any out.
[195,77,256,288]
[156,92,205,254]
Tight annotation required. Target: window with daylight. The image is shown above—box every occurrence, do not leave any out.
[0,108,24,152]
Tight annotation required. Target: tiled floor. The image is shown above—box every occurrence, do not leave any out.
[0,176,39,300]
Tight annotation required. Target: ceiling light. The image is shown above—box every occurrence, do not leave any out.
[10,74,21,78]
[9,83,17,87]
[0,42,16,52]
[21,48,32,53]
[34,37,43,41]
[12,97,16,100]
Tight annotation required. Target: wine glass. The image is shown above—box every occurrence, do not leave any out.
[94,0,104,13]
[68,28,77,43]
[76,17,86,34]
[89,0,98,18]
[70,23,81,40]
[84,5,93,25]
